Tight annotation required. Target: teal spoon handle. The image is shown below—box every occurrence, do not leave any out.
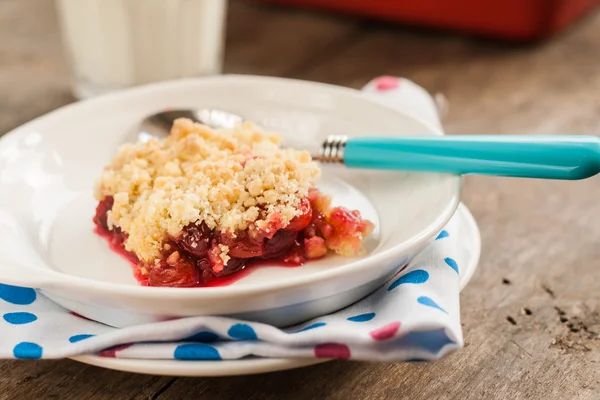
[340,135,600,180]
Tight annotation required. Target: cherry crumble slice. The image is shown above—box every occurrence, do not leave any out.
[94,118,373,288]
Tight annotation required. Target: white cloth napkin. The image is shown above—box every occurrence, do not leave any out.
[0,77,464,362]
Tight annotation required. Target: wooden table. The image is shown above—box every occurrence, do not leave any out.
[1,1,599,399]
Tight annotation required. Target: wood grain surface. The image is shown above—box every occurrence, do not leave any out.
[0,1,599,399]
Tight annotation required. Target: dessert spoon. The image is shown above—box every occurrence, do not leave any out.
[139,108,600,180]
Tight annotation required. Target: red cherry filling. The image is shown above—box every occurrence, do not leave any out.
[218,257,247,276]
[304,236,328,259]
[326,206,374,256]
[93,196,139,265]
[147,251,200,288]
[263,230,298,258]
[284,198,312,232]
[175,221,212,258]
[219,230,264,258]
[93,196,114,233]
[94,189,372,288]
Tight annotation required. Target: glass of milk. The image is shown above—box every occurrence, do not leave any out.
[55,0,227,99]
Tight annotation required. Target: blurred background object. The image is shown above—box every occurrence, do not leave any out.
[51,0,600,101]
[55,0,227,99]
[252,0,600,40]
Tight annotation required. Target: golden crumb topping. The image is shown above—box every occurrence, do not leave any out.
[95,118,321,262]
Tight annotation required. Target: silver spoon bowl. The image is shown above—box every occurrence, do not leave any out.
[137,108,345,163]
[138,108,244,142]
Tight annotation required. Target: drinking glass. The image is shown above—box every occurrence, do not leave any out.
[55,0,227,99]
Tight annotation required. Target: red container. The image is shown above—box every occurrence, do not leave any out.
[252,0,600,40]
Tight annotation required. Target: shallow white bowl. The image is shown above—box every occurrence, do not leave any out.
[0,75,460,328]
[71,203,481,377]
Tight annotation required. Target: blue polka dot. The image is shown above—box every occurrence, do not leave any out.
[388,269,429,291]
[185,331,219,342]
[174,343,221,360]
[417,296,448,314]
[69,334,95,343]
[3,312,37,325]
[401,329,455,353]
[444,257,458,274]
[228,323,258,340]
[444,257,459,273]
[347,312,376,322]
[0,284,36,305]
[13,342,43,359]
[436,230,449,240]
[292,322,327,333]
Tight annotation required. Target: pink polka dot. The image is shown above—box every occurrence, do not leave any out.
[69,311,95,322]
[99,343,133,358]
[391,263,409,279]
[370,321,401,341]
[375,76,400,91]
[314,343,351,359]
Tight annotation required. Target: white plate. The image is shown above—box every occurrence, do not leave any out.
[71,203,480,377]
[0,75,460,328]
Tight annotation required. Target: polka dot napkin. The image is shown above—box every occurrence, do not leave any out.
[0,77,465,362]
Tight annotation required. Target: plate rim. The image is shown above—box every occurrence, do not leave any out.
[70,203,481,377]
